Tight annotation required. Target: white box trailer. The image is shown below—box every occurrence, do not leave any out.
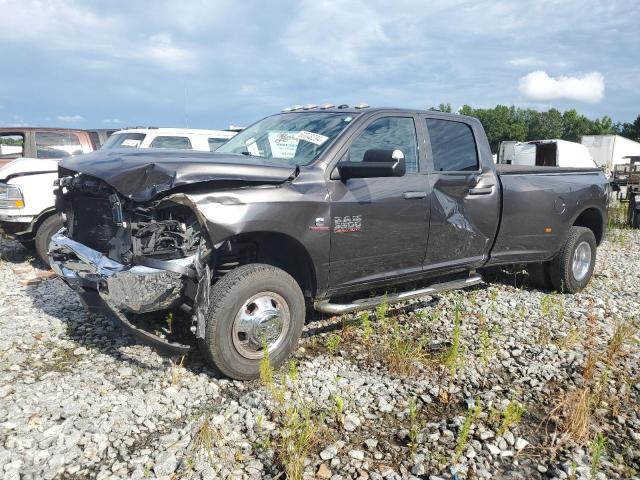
[581,135,640,175]
[497,139,596,168]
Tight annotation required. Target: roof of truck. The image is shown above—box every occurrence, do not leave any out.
[113,127,236,138]
[0,127,89,132]
[280,106,478,121]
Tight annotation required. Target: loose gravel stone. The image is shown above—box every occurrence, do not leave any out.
[0,228,638,479]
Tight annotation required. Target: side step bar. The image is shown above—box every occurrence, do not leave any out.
[314,274,483,315]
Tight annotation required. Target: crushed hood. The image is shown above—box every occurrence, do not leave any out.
[59,149,297,202]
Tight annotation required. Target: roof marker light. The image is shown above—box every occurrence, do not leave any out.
[320,103,335,109]
[303,104,318,110]
[354,103,369,109]
[292,105,303,111]
[282,107,293,112]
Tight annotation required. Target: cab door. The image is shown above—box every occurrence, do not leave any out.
[422,116,500,271]
[327,114,430,291]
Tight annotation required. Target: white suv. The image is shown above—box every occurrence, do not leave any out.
[102,128,236,152]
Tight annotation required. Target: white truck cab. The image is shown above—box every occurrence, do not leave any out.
[102,127,236,152]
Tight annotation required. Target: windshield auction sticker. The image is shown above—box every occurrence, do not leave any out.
[122,138,141,147]
[268,131,300,159]
[296,130,329,145]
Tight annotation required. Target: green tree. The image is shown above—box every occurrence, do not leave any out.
[616,115,640,142]
[429,103,452,113]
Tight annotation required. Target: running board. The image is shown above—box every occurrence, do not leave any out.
[314,274,483,315]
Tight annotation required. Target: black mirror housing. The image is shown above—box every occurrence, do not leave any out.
[337,149,406,180]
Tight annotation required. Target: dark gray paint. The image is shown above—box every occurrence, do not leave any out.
[55,108,609,301]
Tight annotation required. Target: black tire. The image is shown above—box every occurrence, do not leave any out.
[526,261,553,290]
[632,210,640,229]
[550,226,597,294]
[198,263,305,380]
[35,214,63,266]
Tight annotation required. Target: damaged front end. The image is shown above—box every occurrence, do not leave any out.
[49,172,211,353]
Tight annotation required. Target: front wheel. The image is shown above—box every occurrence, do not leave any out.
[550,226,597,294]
[199,263,305,380]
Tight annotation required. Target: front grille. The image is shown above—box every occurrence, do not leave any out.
[69,194,116,255]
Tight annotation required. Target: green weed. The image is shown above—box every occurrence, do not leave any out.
[325,333,342,354]
[455,401,481,461]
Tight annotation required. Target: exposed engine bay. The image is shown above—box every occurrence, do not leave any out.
[56,172,205,265]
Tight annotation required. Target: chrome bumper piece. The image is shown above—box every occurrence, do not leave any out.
[48,232,193,314]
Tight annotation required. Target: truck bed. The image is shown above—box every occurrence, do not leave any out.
[496,164,601,175]
[488,166,607,266]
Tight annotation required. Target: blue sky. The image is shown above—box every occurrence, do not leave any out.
[0,0,638,129]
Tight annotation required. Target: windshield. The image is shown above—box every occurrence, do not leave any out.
[216,112,357,165]
[101,132,146,149]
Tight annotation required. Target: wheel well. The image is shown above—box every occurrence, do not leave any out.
[31,209,58,235]
[573,208,604,245]
[213,232,317,300]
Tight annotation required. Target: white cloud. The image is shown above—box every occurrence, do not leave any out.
[0,0,197,72]
[508,57,545,67]
[57,114,84,122]
[103,118,123,124]
[518,71,605,103]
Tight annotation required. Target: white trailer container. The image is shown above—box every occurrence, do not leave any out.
[581,135,640,176]
[498,139,596,168]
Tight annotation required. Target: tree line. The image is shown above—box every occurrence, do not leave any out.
[431,103,640,153]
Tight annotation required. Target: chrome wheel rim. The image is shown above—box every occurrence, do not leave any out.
[572,241,592,282]
[232,292,290,360]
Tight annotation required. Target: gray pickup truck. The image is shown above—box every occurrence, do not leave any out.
[49,107,608,379]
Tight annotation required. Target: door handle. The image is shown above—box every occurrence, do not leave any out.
[468,185,495,195]
[403,191,427,199]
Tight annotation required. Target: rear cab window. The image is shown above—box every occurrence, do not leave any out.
[0,133,25,160]
[149,136,192,149]
[35,131,83,159]
[425,118,478,172]
[101,133,146,149]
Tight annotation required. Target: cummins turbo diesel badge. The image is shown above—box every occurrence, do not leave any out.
[334,215,362,233]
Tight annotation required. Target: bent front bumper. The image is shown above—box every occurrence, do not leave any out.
[49,232,193,314]
[48,232,194,354]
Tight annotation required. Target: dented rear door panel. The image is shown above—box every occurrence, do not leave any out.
[424,170,500,270]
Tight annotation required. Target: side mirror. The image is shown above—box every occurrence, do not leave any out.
[337,149,406,180]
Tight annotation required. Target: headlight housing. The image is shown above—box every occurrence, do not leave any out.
[0,183,25,208]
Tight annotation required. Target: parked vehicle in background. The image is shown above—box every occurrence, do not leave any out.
[85,129,118,150]
[101,128,237,151]
[581,134,640,177]
[49,106,608,380]
[498,139,597,168]
[0,128,95,263]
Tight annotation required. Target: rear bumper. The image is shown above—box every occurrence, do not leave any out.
[49,232,192,314]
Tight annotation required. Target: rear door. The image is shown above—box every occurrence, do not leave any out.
[327,114,430,290]
[423,116,500,271]
[34,131,85,159]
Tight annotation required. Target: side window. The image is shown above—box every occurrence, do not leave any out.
[35,131,83,159]
[347,117,419,173]
[425,119,478,172]
[208,137,227,151]
[0,133,25,160]
[149,136,192,149]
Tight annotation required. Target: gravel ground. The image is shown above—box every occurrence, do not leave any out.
[0,229,639,480]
